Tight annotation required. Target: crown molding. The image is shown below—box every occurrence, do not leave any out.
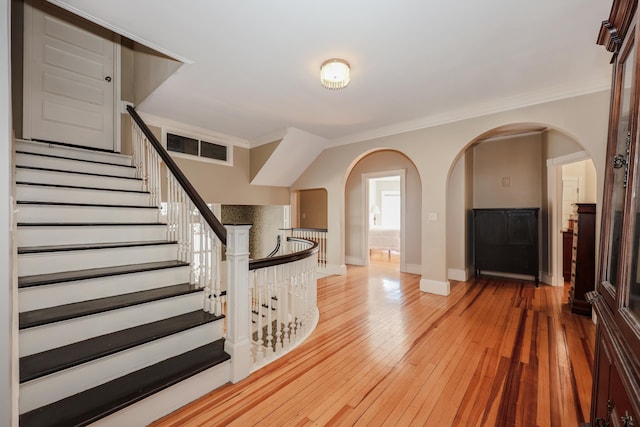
[328,83,611,148]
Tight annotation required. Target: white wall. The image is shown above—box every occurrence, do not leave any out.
[2,0,16,423]
[293,90,610,295]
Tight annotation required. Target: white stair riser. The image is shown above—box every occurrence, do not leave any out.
[19,266,192,312]
[16,185,150,206]
[16,168,143,192]
[19,244,178,276]
[16,140,133,166]
[17,204,160,224]
[19,292,204,356]
[19,322,223,414]
[16,153,137,178]
[89,361,231,427]
[18,224,167,247]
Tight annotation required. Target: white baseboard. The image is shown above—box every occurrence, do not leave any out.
[541,272,554,286]
[420,279,450,296]
[404,264,421,274]
[447,268,468,282]
[317,264,347,277]
[345,256,364,266]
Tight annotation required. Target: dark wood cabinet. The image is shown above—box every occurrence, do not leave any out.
[473,208,539,285]
[590,1,640,424]
[569,203,596,316]
[562,230,573,282]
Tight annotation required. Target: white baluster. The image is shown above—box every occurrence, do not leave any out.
[249,271,257,363]
[281,264,288,351]
[274,266,283,353]
[265,267,274,357]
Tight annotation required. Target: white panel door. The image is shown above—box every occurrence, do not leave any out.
[23,0,116,151]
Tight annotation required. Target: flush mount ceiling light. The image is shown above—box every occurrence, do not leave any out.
[320,59,350,90]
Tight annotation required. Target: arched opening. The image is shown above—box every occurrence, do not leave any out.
[294,188,328,229]
[446,124,597,288]
[344,149,422,273]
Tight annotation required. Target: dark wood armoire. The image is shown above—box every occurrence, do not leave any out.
[473,208,539,285]
[569,203,596,316]
[589,1,640,425]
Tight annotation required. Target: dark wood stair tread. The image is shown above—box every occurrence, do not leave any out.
[16,165,142,181]
[20,309,223,382]
[18,240,176,254]
[16,200,159,209]
[28,138,121,154]
[16,181,150,194]
[19,340,230,427]
[18,260,189,288]
[17,222,165,227]
[19,283,200,330]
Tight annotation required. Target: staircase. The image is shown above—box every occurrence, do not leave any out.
[15,140,231,426]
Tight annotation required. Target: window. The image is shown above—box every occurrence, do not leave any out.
[163,129,232,166]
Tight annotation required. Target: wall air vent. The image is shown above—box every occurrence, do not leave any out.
[163,130,232,166]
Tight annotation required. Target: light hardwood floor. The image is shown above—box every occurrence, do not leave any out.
[152,256,595,426]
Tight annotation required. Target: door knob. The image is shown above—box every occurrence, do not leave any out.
[105,76,112,82]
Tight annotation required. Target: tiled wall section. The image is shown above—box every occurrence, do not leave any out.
[221,205,286,259]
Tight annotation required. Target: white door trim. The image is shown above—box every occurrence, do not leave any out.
[546,151,590,287]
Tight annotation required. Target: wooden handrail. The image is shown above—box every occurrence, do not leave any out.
[249,237,318,270]
[281,227,329,233]
[266,235,281,258]
[126,105,227,245]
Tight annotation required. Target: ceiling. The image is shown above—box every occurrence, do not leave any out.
[49,0,614,147]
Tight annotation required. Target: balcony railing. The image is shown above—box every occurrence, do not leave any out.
[249,238,318,368]
[280,228,327,268]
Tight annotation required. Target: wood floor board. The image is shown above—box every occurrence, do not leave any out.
[151,261,595,427]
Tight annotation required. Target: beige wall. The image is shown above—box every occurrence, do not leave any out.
[473,133,543,208]
[173,148,289,205]
[10,0,22,138]
[447,153,467,279]
[293,90,610,291]
[343,150,422,269]
[132,42,181,105]
[250,140,281,181]
[298,188,327,229]
[120,39,135,103]
[543,128,584,159]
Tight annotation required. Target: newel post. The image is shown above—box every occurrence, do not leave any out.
[224,225,252,383]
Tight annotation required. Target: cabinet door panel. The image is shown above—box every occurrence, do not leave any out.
[474,211,506,245]
[506,210,536,245]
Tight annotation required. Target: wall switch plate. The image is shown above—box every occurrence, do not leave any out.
[428,212,438,221]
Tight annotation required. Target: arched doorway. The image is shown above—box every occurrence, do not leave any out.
[446,124,596,286]
[344,149,421,274]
